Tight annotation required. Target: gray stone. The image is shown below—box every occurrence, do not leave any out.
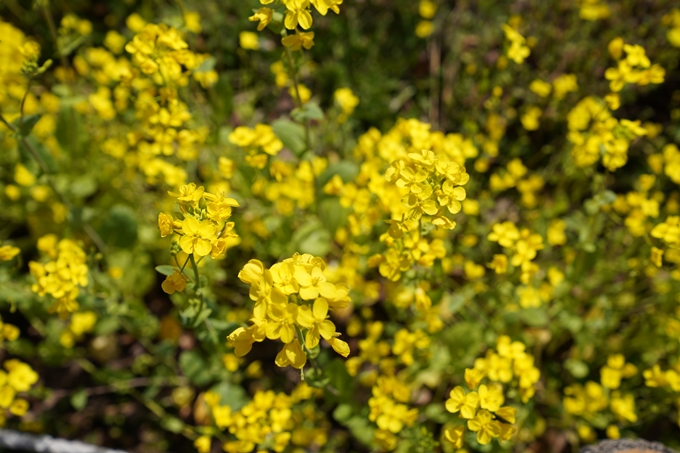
[580,439,678,453]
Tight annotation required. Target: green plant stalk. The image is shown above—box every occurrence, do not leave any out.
[189,254,205,327]
[41,2,69,70]
[285,45,312,152]
[0,112,107,254]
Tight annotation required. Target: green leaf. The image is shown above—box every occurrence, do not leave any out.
[160,416,184,434]
[180,306,212,328]
[70,175,98,198]
[318,162,359,187]
[70,389,88,410]
[565,358,590,379]
[155,265,176,276]
[272,119,306,155]
[210,381,247,411]
[18,136,58,174]
[56,107,84,155]
[318,199,349,235]
[179,351,211,386]
[346,417,375,445]
[194,56,216,73]
[14,114,42,137]
[291,102,324,122]
[333,404,352,422]
[94,316,119,336]
[290,218,331,257]
[519,307,549,327]
[305,367,330,389]
[99,205,138,249]
[326,359,354,400]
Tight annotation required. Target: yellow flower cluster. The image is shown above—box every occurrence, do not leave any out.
[561,358,638,441]
[487,221,544,285]
[564,382,637,442]
[199,384,326,453]
[158,183,240,293]
[60,311,97,348]
[605,39,665,92]
[607,187,660,237]
[29,235,89,317]
[469,336,540,402]
[644,363,680,391]
[600,354,637,389]
[501,23,530,64]
[334,87,359,123]
[368,376,418,450]
[359,149,469,281]
[228,253,350,370]
[0,19,53,151]
[0,244,20,262]
[443,336,538,447]
[85,19,217,187]
[125,23,200,82]
[652,216,680,249]
[0,359,39,423]
[249,0,344,50]
[415,0,437,38]
[0,317,20,347]
[345,321,391,378]
[228,124,283,169]
[261,159,326,216]
[567,96,648,171]
[578,0,610,21]
[664,9,680,47]
[661,144,680,184]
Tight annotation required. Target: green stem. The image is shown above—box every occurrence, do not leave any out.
[41,2,69,70]
[19,77,33,125]
[284,45,311,152]
[189,254,205,327]
[0,112,107,254]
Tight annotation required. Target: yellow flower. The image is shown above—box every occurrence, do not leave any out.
[239,31,260,50]
[0,245,20,261]
[228,327,257,357]
[445,386,480,419]
[467,409,501,445]
[415,20,434,38]
[419,0,437,19]
[294,266,336,300]
[488,254,507,274]
[529,79,551,97]
[266,304,299,343]
[168,183,204,206]
[495,406,517,423]
[14,164,35,187]
[179,217,217,257]
[5,360,38,392]
[311,0,342,16]
[161,270,189,295]
[193,436,211,453]
[9,398,28,416]
[158,213,175,237]
[296,298,337,349]
[443,425,465,447]
[284,0,313,30]
[275,338,307,369]
[249,7,274,31]
[328,336,350,357]
[478,384,504,412]
[238,259,265,285]
[184,11,203,33]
